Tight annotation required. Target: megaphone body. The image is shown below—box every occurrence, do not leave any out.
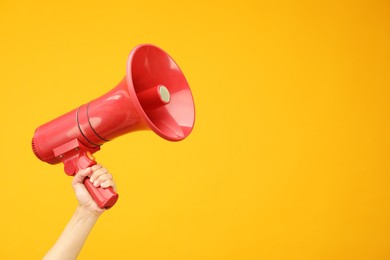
[32,44,195,208]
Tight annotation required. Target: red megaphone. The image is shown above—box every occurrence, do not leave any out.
[32,44,195,209]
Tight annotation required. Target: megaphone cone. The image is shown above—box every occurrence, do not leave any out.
[32,44,195,208]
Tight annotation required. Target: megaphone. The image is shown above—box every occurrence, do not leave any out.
[32,44,195,209]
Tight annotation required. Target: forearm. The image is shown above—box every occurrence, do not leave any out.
[43,206,100,260]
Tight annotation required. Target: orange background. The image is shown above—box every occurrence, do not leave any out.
[0,0,389,259]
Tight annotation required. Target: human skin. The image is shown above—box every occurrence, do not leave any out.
[43,164,116,260]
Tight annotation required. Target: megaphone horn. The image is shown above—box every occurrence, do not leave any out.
[32,44,195,208]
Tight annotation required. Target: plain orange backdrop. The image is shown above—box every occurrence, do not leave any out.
[0,0,389,259]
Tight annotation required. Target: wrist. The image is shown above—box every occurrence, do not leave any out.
[76,205,103,220]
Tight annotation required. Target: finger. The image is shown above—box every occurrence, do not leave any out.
[89,167,108,183]
[93,173,113,187]
[100,179,117,191]
[72,167,92,185]
[91,164,103,172]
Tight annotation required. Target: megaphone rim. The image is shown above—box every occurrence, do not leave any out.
[125,44,196,141]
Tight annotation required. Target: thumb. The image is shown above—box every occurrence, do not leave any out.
[72,167,93,186]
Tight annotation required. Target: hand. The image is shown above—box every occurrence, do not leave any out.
[72,164,116,216]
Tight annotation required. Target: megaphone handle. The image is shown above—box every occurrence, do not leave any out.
[57,139,119,209]
[66,151,118,209]
[83,178,119,209]
[79,153,118,209]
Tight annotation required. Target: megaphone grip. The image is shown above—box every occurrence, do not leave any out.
[63,147,119,209]
[83,178,119,209]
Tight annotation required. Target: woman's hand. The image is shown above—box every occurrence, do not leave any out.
[44,164,117,260]
[72,164,116,216]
